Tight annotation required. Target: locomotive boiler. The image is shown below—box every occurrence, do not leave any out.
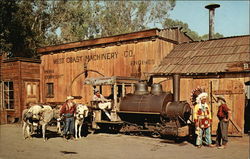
[118,82,191,137]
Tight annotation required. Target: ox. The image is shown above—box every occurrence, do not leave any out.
[75,104,89,139]
[22,105,54,141]
[22,104,43,139]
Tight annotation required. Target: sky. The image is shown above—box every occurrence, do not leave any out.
[168,0,249,37]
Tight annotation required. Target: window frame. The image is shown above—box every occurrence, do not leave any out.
[26,82,37,98]
[46,83,54,98]
[3,81,14,110]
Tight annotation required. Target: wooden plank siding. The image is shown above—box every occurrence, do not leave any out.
[37,28,191,54]
[0,59,40,123]
[40,37,176,105]
[153,74,250,135]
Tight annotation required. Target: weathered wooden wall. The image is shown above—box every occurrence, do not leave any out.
[40,38,175,104]
[154,74,250,135]
[0,59,40,123]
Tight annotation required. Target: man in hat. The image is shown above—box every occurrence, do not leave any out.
[193,92,214,148]
[92,88,111,110]
[216,96,231,149]
[60,96,76,140]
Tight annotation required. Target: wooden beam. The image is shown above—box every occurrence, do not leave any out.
[37,29,158,54]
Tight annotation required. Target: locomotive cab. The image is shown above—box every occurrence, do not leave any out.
[83,76,140,130]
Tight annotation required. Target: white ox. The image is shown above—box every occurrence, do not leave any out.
[75,104,89,139]
[22,105,54,141]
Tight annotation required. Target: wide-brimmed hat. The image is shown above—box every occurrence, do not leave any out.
[66,96,74,101]
[216,95,226,103]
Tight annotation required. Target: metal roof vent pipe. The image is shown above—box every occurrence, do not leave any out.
[205,4,220,40]
[173,74,180,102]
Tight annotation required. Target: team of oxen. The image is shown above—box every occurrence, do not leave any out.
[22,103,89,141]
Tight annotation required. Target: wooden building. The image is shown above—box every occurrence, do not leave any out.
[0,57,40,124]
[151,35,250,135]
[37,28,192,105]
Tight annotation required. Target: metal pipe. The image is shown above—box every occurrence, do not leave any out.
[173,74,180,102]
[205,4,220,40]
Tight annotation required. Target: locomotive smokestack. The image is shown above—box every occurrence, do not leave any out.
[205,4,220,40]
[173,74,180,102]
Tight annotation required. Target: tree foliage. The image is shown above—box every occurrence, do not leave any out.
[163,18,223,41]
[50,0,176,42]
[0,0,52,58]
[200,33,224,41]
[1,0,176,58]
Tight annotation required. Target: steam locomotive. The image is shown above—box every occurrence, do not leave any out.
[85,76,192,138]
[118,82,191,137]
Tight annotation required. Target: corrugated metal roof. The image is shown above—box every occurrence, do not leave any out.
[152,35,250,75]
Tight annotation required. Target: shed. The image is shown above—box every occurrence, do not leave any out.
[0,57,41,124]
[151,35,250,135]
[37,28,192,105]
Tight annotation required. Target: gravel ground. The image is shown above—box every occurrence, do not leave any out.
[0,124,249,159]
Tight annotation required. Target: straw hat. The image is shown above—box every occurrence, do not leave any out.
[216,95,226,103]
[66,96,74,101]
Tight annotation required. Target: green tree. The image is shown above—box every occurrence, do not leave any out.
[1,0,176,58]
[163,18,201,41]
[50,0,176,43]
[200,32,224,40]
[0,0,18,56]
[163,18,223,41]
[97,1,176,37]
[0,0,52,58]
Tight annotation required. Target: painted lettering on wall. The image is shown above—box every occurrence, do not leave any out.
[44,69,64,79]
[53,58,65,64]
[123,50,134,57]
[85,52,118,61]
[44,70,54,74]
[66,56,84,63]
[44,74,64,79]
[51,50,155,67]
[53,52,118,64]
[130,59,155,66]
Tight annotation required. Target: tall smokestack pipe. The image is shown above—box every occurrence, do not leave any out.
[173,74,180,102]
[205,4,220,40]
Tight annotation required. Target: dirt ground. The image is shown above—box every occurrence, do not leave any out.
[0,124,249,159]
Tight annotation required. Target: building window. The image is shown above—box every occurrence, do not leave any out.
[46,83,54,98]
[3,81,14,109]
[246,84,250,100]
[0,82,3,110]
[27,83,37,97]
